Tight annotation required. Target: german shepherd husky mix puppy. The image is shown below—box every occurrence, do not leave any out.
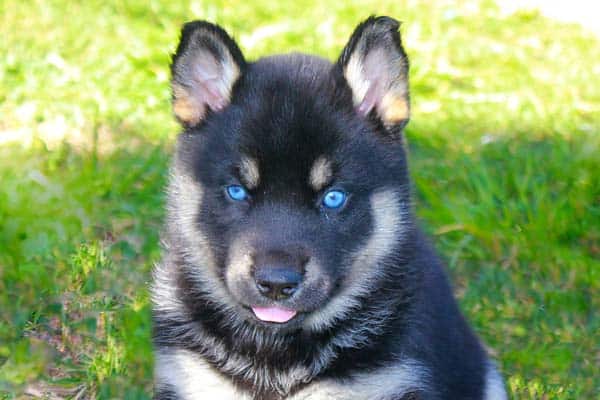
[152,16,507,400]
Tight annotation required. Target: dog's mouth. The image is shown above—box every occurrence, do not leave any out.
[250,306,298,323]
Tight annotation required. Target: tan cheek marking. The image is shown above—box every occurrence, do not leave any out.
[303,189,405,332]
[225,244,253,285]
[309,156,333,191]
[240,157,260,189]
[380,92,409,124]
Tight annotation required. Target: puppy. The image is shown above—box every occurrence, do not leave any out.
[152,16,507,400]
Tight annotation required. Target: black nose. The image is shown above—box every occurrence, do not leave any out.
[254,267,303,300]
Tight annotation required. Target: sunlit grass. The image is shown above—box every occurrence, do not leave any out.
[1,0,598,398]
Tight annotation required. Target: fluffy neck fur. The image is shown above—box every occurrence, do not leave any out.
[153,233,420,399]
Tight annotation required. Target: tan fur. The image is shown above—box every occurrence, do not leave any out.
[381,92,409,123]
[225,239,254,301]
[156,347,426,400]
[343,41,410,126]
[290,360,427,400]
[162,156,238,311]
[172,84,204,126]
[240,156,260,189]
[309,156,333,191]
[305,188,407,331]
[171,30,241,125]
[155,349,250,400]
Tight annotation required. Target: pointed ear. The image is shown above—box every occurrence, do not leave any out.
[170,21,246,127]
[337,16,410,132]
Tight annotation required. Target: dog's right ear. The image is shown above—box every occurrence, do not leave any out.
[170,21,246,128]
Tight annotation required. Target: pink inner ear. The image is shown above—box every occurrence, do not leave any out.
[198,76,227,111]
[191,58,229,112]
[355,48,390,117]
[357,81,381,116]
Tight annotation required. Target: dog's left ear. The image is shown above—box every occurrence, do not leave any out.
[337,16,410,132]
[170,21,246,128]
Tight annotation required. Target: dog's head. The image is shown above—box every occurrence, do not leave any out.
[165,17,414,333]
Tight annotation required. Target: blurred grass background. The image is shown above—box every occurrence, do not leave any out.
[0,0,598,398]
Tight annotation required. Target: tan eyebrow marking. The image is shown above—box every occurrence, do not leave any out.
[239,156,260,189]
[309,156,333,191]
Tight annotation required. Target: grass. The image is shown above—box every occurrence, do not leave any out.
[1,0,598,398]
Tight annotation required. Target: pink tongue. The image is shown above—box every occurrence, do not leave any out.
[251,306,297,323]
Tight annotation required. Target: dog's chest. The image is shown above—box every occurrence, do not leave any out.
[155,348,426,400]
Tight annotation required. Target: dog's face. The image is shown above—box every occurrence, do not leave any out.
[166,17,413,333]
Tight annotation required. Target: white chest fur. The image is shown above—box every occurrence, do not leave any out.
[155,348,428,400]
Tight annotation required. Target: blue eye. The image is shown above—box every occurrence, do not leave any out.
[226,185,248,201]
[322,189,347,209]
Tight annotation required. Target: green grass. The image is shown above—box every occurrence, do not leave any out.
[1,0,598,398]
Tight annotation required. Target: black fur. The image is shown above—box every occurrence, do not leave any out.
[153,16,503,400]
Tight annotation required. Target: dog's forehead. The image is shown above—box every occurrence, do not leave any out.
[235,119,337,192]
[236,151,334,194]
[230,57,344,190]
